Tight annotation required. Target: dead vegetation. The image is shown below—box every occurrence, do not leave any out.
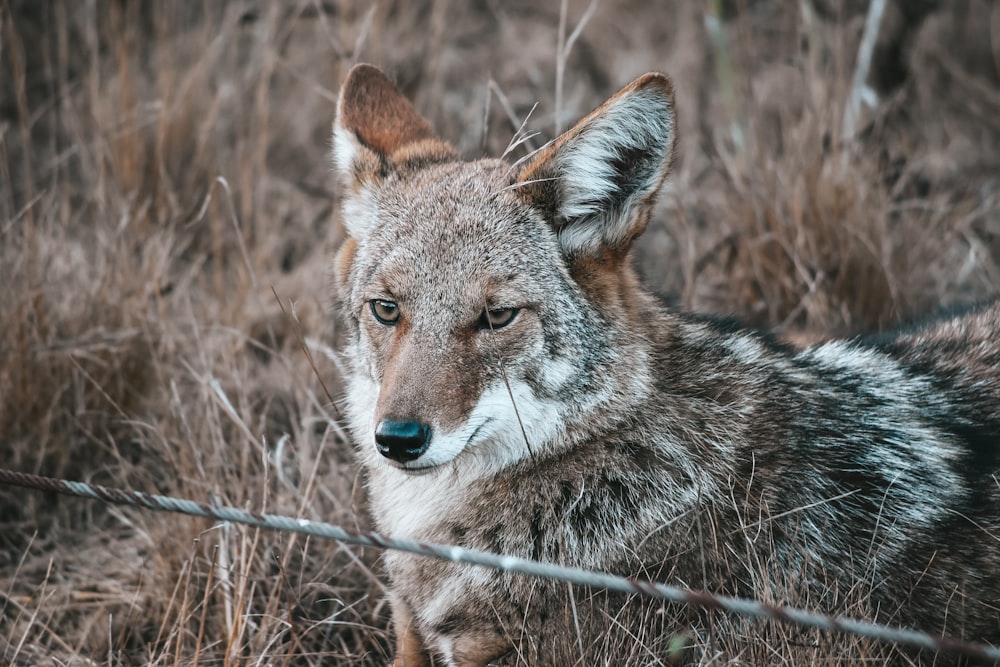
[1,0,998,664]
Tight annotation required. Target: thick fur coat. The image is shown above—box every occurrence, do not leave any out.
[331,64,1000,666]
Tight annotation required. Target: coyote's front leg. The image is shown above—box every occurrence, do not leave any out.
[391,596,514,667]
[390,600,430,667]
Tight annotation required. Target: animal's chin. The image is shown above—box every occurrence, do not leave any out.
[379,455,455,476]
[392,463,441,476]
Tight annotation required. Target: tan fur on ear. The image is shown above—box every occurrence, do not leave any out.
[390,138,458,170]
[339,64,435,155]
[333,65,458,238]
[338,64,456,165]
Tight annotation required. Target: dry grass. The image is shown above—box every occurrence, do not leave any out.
[1,1,998,665]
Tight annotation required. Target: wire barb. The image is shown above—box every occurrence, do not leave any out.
[1,466,998,662]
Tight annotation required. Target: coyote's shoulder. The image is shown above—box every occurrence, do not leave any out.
[331,64,1000,666]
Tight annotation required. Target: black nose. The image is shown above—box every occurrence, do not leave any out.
[374,420,431,463]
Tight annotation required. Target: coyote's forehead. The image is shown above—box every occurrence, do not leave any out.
[352,160,560,308]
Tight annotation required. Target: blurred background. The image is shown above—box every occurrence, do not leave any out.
[1,1,998,664]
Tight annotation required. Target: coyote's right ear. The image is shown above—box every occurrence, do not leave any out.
[333,64,456,238]
[513,73,676,259]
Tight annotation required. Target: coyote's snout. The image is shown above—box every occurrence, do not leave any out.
[332,64,1000,666]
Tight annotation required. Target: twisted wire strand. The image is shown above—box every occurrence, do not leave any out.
[1,466,997,662]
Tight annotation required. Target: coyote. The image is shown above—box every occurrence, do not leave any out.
[331,63,1000,666]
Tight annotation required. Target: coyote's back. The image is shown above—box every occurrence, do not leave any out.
[331,64,1000,666]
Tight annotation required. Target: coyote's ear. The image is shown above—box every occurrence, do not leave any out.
[333,64,456,237]
[513,73,676,258]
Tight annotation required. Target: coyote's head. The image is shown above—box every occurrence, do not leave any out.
[333,64,675,477]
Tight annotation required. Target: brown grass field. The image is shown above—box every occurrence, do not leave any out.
[2,1,999,664]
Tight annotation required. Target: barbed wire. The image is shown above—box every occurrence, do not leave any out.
[1,466,998,662]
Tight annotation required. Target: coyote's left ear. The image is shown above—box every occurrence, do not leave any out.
[514,73,676,258]
[333,64,456,238]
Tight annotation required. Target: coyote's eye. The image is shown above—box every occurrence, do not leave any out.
[370,299,400,325]
[478,307,519,330]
